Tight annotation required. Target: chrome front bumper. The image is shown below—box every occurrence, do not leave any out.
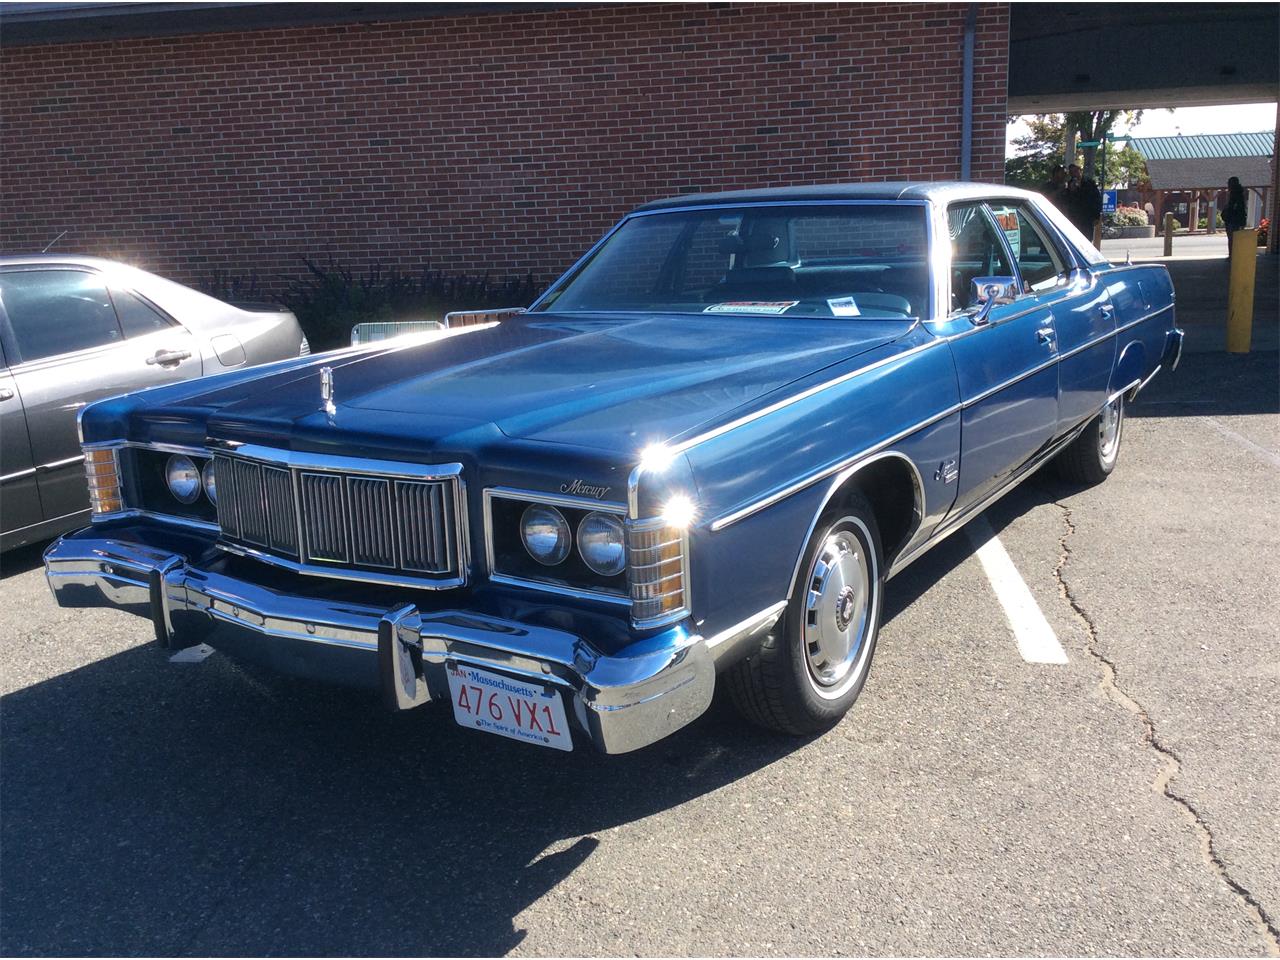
[44,531,714,754]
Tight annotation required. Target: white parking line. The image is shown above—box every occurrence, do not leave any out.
[967,517,1069,665]
[1204,417,1280,469]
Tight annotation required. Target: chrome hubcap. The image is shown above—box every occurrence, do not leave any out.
[804,529,872,695]
[1099,397,1122,465]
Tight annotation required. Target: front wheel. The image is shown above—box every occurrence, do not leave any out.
[726,495,883,735]
[1054,393,1124,485]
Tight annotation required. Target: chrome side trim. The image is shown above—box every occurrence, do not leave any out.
[887,410,1101,578]
[0,467,37,482]
[782,451,927,602]
[1111,378,1143,404]
[704,601,788,650]
[1115,302,1173,335]
[708,408,956,531]
[38,453,86,472]
[1134,366,1161,395]
[963,355,1060,409]
[666,338,943,459]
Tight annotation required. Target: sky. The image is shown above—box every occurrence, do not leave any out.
[1006,102,1277,155]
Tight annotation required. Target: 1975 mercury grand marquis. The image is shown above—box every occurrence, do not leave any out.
[45,183,1183,754]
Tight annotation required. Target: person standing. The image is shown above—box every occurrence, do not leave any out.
[1041,165,1069,211]
[1222,176,1248,246]
[1066,163,1102,241]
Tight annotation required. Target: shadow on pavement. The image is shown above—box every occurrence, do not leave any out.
[0,541,50,581]
[0,488,1043,957]
[1128,349,1279,420]
[0,622,813,955]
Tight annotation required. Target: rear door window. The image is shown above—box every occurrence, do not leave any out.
[0,270,123,363]
[110,288,175,337]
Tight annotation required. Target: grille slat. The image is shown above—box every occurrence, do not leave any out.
[214,451,460,584]
[348,477,395,567]
[301,472,347,562]
[263,466,298,557]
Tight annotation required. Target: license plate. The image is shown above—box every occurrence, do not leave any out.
[446,663,573,751]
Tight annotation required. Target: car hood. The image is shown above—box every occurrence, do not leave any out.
[189,313,909,454]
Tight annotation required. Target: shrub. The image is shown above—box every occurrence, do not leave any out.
[1259,218,1270,246]
[1104,207,1149,227]
[280,260,541,350]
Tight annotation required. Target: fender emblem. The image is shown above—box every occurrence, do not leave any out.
[935,459,958,484]
[320,366,336,416]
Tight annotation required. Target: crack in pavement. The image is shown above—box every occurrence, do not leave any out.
[1052,500,1280,956]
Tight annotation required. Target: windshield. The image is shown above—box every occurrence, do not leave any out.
[535,203,930,321]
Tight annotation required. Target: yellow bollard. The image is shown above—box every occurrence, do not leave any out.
[1226,228,1258,353]
[1163,213,1175,257]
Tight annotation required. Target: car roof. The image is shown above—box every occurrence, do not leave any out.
[632,181,1045,212]
[0,253,137,270]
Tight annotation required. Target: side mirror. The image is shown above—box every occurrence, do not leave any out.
[968,276,1019,325]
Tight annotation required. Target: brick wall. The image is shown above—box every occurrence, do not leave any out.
[0,2,1009,292]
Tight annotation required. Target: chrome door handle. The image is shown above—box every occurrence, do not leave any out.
[1100,304,1116,319]
[1036,327,1055,344]
[147,349,192,366]
[0,388,13,401]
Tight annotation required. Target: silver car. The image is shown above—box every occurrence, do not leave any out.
[0,255,307,550]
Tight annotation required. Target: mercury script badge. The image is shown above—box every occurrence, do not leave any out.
[320,366,336,415]
[560,479,611,499]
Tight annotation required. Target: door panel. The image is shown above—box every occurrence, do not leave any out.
[0,366,43,535]
[1052,280,1115,434]
[14,333,201,518]
[0,268,202,520]
[943,202,1060,513]
[949,303,1060,509]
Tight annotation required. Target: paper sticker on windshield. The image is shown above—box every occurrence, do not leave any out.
[827,296,861,317]
[703,301,798,315]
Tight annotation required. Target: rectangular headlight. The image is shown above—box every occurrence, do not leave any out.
[84,446,123,516]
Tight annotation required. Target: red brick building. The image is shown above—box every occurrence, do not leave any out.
[0,2,1010,290]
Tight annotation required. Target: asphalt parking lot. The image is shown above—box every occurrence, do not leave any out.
[2,263,1277,957]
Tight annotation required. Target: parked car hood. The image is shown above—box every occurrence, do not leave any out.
[192,313,909,454]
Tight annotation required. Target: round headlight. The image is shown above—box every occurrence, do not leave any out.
[520,504,570,566]
[576,511,626,576]
[201,459,217,504]
[165,454,201,504]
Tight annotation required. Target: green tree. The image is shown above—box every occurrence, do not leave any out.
[1005,110,1150,188]
[1004,114,1067,188]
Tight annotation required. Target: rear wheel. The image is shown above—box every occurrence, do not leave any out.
[1054,393,1124,485]
[727,495,883,735]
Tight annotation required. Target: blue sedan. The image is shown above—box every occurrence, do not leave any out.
[44,183,1183,753]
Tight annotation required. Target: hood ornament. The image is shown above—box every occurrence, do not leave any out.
[320,366,336,416]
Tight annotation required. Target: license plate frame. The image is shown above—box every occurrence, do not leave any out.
[445,662,573,751]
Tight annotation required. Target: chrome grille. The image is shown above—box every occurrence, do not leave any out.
[213,450,463,586]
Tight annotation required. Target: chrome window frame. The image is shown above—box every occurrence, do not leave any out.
[482,486,631,607]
